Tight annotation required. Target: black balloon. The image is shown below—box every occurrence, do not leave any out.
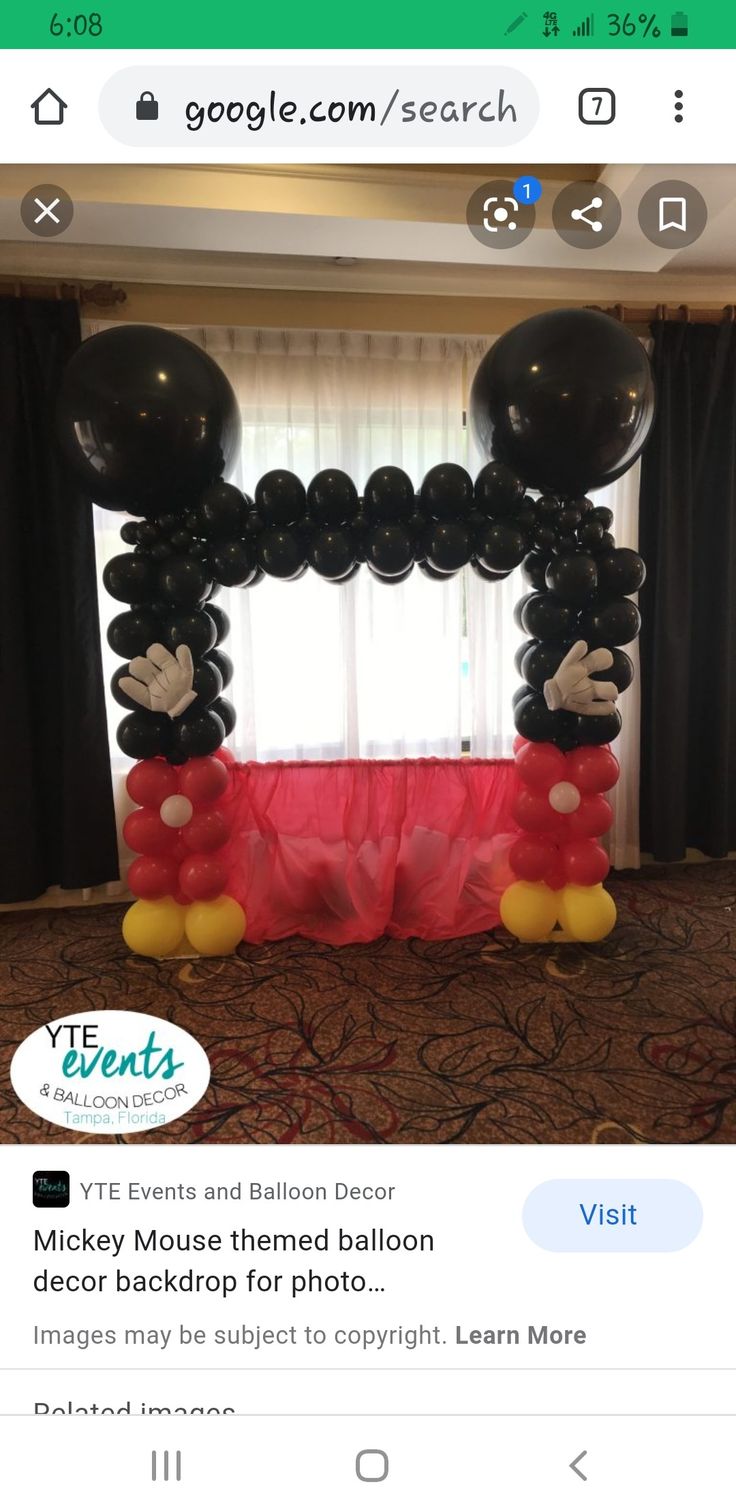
[210,540,255,587]
[175,708,226,758]
[206,648,233,689]
[514,693,578,748]
[471,560,511,582]
[308,528,357,581]
[210,696,236,737]
[245,566,265,588]
[474,460,525,517]
[514,638,537,676]
[364,466,415,522]
[197,481,249,540]
[366,524,414,577]
[425,521,472,572]
[206,603,230,643]
[57,325,240,511]
[578,519,605,550]
[533,525,558,552]
[597,547,646,595]
[522,552,550,591]
[308,469,360,526]
[256,470,307,527]
[475,522,527,573]
[191,659,223,706]
[591,505,614,529]
[512,683,534,710]
[521,639,572,693]
[157,554,212,607]
[103,552,156,604]
[591,646,634,693]
[574,710,622,745]
[514,592,538,631]
[579,597,642,647]
[333,562,362,584]
[163,609,217,657]
[535,493,562,520]
[469,309,655,494]
[107,608,162,659]
[520,592,579,641]
[120,521,141,545]
[258,528,307,579]
[545,552,598,606]
[367,562,414,584]
[117,712,172,760]
[420,463,473,520]
[110,665,140,711]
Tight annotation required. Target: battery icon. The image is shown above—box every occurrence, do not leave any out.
[671,10,689,33]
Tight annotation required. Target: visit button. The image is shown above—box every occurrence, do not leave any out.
[523,1180,702,1252]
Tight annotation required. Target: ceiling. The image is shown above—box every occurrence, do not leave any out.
[0,162,734,302]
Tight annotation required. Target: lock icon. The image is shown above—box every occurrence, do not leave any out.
[136,91,159,121]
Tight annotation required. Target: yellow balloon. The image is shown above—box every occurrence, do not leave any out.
[557,884,617,942]
[122,897,186,958]
[185,895,246,956]
[500,881,558,942]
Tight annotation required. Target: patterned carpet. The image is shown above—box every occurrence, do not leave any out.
[1,862,735,1145]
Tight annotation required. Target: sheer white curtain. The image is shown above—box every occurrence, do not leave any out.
[87,321,641,864]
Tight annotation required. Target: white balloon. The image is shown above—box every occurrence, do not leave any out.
[160,795,194,828]
[548,781,581,814]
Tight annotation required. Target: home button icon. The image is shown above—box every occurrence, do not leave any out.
[356,1449,389,1482]
[31,88,67,125]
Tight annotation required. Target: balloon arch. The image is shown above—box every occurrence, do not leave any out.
[57,310,655,957]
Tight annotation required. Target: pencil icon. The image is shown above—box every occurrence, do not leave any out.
[505,10,528,31]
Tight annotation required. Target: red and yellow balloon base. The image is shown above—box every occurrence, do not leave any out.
[500,738,620,944]
[121,751,245,959]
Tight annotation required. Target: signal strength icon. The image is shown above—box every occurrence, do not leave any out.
[572,12,594,33]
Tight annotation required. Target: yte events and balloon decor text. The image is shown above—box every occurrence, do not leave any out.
[57,310,654,956]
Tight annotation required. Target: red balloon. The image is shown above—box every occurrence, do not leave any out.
[181,808,231,854]
[545,864,567,892]
[123,807,179,857]
[567,793,614,839]
[512,787,557,833]
[509,835,558,881]
[515,741,567,791]
[560,839,610,886]
[512,734,529,754]
[566,746,620,794]
[179,756,230,806]
[178,853,229,901]
[215,746,237,765]
[127,854,179,900]
[126,759,179,808]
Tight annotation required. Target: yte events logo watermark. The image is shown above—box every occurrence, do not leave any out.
[10,1011,211,1134]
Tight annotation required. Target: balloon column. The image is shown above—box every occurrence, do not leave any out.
[58,311,653,957]
[471,309,655,942]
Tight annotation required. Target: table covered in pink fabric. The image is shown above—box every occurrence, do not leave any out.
[223,758,519,945]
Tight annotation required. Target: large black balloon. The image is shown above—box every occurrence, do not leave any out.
[469,309,655,494]
[420,463,473,520]
[514,639,537,676]
[57,325,240,511]
[308,528,356,581]
[425,521,472,572]
[366,524,414,577]
[207,603,230,644]
[520,592,579,641]
[107,608,162,659]
[545,552,598,606]
[192,659,223,706]
[206,648,233,689]
[110,665,140,712]
[210,696,236,737]
[157,554,212,607]
[574,710,622,745]
[514,592,538,631]
[597,547,646,596]
[591,646,634,693]
[307,469,359,526]
[103,552,157,604]
[579,597,642,647]
[175,708,226,758]
[521,551,550,590]
[521,639,572,693]
[364,466,415,523]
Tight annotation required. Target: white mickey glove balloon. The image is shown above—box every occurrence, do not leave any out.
[543,640,619,717]
[120,643,196,720]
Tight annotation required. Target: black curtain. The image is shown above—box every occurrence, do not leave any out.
[0,297,119,901]
[639,319,736,861]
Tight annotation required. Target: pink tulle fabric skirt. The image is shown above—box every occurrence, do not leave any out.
[223,758,519,944]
